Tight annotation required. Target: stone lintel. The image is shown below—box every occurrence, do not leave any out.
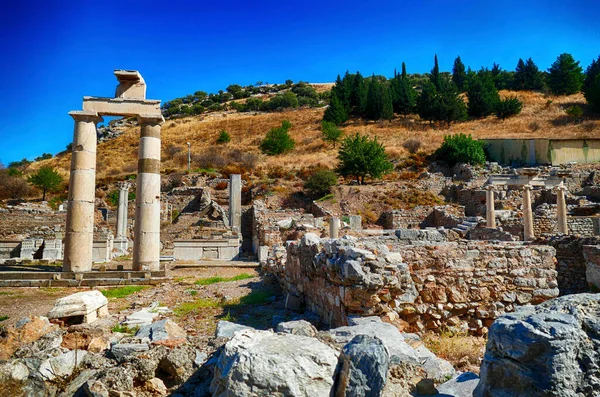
[114,69,143,83]
[69,110,103,123]
[487,175,563,188]
[82,97,161,117]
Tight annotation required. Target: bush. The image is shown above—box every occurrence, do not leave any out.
[321,121,343,146]
[107,190,135,207]
[566,105,583,121]
[216,130,231,144]
[337,133,393,184]
[402,138,422,154]
[435,133,486,167]
[260,120,295,155]
[496,96,523,120]
[304,169,338,198]
[0,170,31,200]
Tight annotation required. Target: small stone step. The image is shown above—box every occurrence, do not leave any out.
[462,221,478,228]
[457,224,469,231]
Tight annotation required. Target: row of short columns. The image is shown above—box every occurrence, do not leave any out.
[485,184,568,241]
[63,112,163,272]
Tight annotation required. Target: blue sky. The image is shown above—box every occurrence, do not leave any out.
[0,0,598,164]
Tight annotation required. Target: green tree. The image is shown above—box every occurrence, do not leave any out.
[260,120,295,155]
[514,58,544,90]
[547,53,584,95]
[381,83,394,120]
[417,78,467,125]
[435,134,486,166]
[365,76,384,120]
[337,133,393,184]
[216,130,231,144]
[321,121,343,146]
[323,94,348,125]
[28,166,63,201]
[304,169,338,198]
[466,70,500,117]
[431,54,441,90]
[391,62,417,115]
[496,96,523,120]
[583,56,600,110]
[452,56,467,91]
[349,71,367,116]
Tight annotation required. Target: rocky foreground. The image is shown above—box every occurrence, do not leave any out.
[0,288,598,396]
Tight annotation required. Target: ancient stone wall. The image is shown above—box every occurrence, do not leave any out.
[547,235,600,295]
[465,227,515,241]
[269,234,558,335]
[380,205,463,230]
[534,204,595,237]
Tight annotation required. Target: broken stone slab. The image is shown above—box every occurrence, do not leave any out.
[336,335,389,397]
[215,320,253,339]
[121,309,158,327]
[47,291,109,324]
[275,320,318,337]
[135,319,187,342]
[210,330,338,396]
[425,372,479,397]
[110,343,150,362]
[38,349,88,381]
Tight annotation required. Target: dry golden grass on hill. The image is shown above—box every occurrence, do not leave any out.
[33,90,597,181]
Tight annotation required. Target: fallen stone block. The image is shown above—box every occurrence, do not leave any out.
[110,343,150,362]
[38,350,88,381]
[47,291,109,324]
[215,320,253,339]
[275,320,317,337]
[121,309,158,327]
[136,319,187,342]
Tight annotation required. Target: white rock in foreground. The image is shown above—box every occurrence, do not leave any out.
[210,330,338,397]
[47,291,108,323]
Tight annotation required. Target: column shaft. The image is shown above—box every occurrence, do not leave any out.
[229,174,242,232]
[486,186,496,228]
[63,111,102,272]
[133,116,163,271]
[330,217,339,239]
[557,186,568,234]
[523,185,535,241]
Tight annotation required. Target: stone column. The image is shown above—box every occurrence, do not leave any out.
[229,174,242,232]
[63,111,103,272]
[486,185,496,228]
[133,115,164,271]
[523,185,535,241]
[330,217,339,239]
[349,215,362,231]
[114,182,130,251]
[556,184,568,235]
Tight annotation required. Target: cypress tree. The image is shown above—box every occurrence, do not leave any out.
[547,53,584,95]
[401,62,407,79]
[323,94,348,125]
[417,81,437,123]
[431,54,441,89]
[452,56,467,91]
[583,56,600,110]
[365,75,383,120]
[391,63,416,115]
[381,83,394,120]
[467,70,500,117]
[349,71,367,116]
[436,78,467,124]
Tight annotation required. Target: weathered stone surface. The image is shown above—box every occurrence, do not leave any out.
[431,372,479,397]
[276,320,318,337]
[47,291,109,323]
[110,343,150,362]
[583,245,600,290]
[475,293,600,397]
[122,308,158,327]
[335,335,389,397]
[136,319,187,342]
[211,330,338,396]
[215,320,253,339]
[0,316,58,360]
[38,349,88,380]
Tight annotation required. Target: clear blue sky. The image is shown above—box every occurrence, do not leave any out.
[0,0,598,164]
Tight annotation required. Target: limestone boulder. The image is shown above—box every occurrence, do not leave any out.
[47,290,109,324]
[475,293,600,397]
[122,308,158,327]
[210,330,338,397]
[136,319,187,342]
[0,316,58,360]
[38,349,88,381]
[276,320,318,337]
[110,343,149,362]
[215,320,253,339]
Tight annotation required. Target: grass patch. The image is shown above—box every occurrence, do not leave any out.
[422,329,486,369]
[186,290,198,296]
[0,291,13,296]
[195,273,254,286]
[221,310,236,322]
[238,290,275,305]
[111,324,138,334]
[316,193,334,202]
[101,286,148,299]
[0,315,9,322]
[173,298,222,316]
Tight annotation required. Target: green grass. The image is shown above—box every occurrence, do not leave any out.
[195,273,254,286]
[221,310,236,322]
[111,324,138,334]
[186,290,198,296]
[0,315,9,322]
[238,290,275,305]
[0,291,13,296]
[316,193,334,202]
[101,286,148,299]
[173,298,222,316]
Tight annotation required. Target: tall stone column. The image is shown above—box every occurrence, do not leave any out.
[114,182,130,251]
[330,217,339,239]
[523,185,535,241]
[133,115,164,271]
[486,185,496,228]
[63,111,102,272]
[556,184,568,235]
[229,174,242,233]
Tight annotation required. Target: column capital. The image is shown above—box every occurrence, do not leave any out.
[485,185,495,191]
[137,114,165,125]
[69,110,103,124]
[118,181,132,191]
[523,184,533,191]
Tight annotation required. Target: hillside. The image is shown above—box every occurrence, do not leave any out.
[32,90,596,183]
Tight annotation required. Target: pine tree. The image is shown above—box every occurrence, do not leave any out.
[417,79,466,125]
[515,58,544,90]
[349,71,367,116]
[417,81,437,123]
[365,76,384,120]
[452,56,467,91]
[584,56,600,110]
[391,63,416,115]
[381,83,394,120]
[514,58,527,89]
[547,53,584,95]
[323,94,348,125]
[466,70,500,117]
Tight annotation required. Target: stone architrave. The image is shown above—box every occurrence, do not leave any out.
[114,182,131,251]
[229,174,242,233]
[330,217,340,239]
[42,239,63,260]
[63,111,103,272]
[133,114,164,271]
[523,185,535,241]
[486,185,496,228]
[556,184,568,235]
[47,291,109,324]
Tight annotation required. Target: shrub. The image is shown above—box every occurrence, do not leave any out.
[435,134,486,167]
[496,96,523,120]
[215,130,231,144]
[260,120,295,155]
[566,105,583,121]
[528,121,540,132]
[165,144,184,159]
[321,121,343,146]
[304,169,338,198]
[214,181,228,190]
[0,170,31,200]
[402,138,422,154]
[337,133,394,184]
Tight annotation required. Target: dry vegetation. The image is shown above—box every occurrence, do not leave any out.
[30,90,596,183]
